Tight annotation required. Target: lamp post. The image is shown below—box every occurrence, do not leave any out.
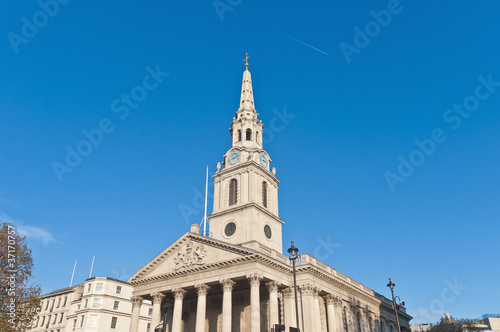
[387,278,402,332]
[288,241,300,332]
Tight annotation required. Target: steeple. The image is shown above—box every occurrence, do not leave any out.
[239,53,255,112]
[208,56,284,253]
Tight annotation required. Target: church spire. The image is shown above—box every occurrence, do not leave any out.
[239,53,255,112]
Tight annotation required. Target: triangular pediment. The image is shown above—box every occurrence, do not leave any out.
[128,233,257,283]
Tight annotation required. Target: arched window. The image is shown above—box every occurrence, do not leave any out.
[343,307,349,332]
[357,312,362,332]
[246,129,252,141]
[262,182,268,208]
[229,179,238,206]
[238,130,241,142]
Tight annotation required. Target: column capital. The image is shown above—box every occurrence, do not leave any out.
[131,296,143,307]
[282,287,294,299]
[195,283,210,296]
[220,279,235,292]
[266,281,280,292]
[151,292,165,304]
[299,284,319,296]
[172,288,187,300]
[246,273,263,287]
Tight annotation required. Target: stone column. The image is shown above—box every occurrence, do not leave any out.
[301,284,319,332]
[151,292,165,332]
[171,288,186,332]
[266,281,280,328]
[283,287,296,331]
[195,284,210,332]
[325,295,337,332]
[314,291,322,331]
[248,274,262,332]
[221,279,235,332]
[129,296,143,332]
[333,297,343,332]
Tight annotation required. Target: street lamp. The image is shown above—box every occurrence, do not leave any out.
[288,241,300,332]
[387,278,402,332]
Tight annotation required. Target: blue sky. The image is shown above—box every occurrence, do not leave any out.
[1,0,499,324]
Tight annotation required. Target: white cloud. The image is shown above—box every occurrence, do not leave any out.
[409,308,445,323]
[1,213,55,245]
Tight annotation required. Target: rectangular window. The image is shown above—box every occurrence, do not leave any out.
[63,296,67,307]
[110,317,117,329]
[57,298,61,308]
[40,316,45,327]
[46,315,51,327]
[88,314,98,328]
[148,308,153,316]
[147,322,151,332]
[87,284,91,292]
[85,299,88,308]
[45,301,49,310]
[96,283,103,291]
[92,298,101,308]
[73,319,76,331]
[113,301,119,310]
[53,314,57,323]
[51,299,55,309]
[80,315,85,328]
[59,313,64,323]
[116,286,122,294]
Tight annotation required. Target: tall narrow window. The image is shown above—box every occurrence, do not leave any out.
[246,129,252,141]
[229,179,238,206]
[357,312,361,332]
[238,130,241,142]
[256,131,259,144]
[110,317,117,329]
[262,182,268,208]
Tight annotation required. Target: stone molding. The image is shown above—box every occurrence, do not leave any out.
[300,284,319,296]
[220,279,235,292]
[172,288,187,300]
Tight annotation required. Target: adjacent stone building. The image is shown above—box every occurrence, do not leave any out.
[127,59,412,332]
[30,277,152,332]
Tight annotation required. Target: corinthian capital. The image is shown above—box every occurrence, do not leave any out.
[220,279,235,292]
[195,284,210,296]
[131,296,143,307]
[151,292,165,304]
[172,288,187,300]
[247,274,263,287]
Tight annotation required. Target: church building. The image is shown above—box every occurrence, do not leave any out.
[127,58,412,332]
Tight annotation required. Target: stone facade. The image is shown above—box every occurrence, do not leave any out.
[29,277,151,332]
[127,60,412,332]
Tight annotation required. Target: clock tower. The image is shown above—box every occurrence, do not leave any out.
[208,57,284,253]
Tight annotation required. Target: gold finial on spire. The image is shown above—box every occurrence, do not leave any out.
[242,52,250,69]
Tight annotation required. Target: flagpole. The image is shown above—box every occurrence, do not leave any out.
[203,166,208,236]
[69,260,77,287]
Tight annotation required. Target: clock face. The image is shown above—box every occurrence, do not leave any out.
[228,150,241,165]
[259,153,268,168]
[264,225,272,239]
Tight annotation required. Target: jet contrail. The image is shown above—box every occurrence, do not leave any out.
[272,29,329,55]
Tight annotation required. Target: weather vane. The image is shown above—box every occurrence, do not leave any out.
[243,52,250,68]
